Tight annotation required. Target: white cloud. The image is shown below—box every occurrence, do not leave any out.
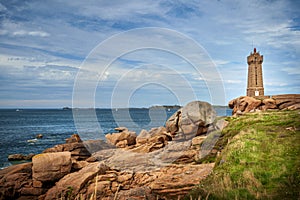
[64,1,164,21]
[265,82,288,87]
[12,30,50,37]
[0,19,49,37]
[0,0,299,107]
[214,59,231,66]
[280,67,300,75]
[226,80,243,84]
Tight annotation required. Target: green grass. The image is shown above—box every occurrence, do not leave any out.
[186,110,300,200]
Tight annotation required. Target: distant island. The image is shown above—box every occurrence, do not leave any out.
[63,105,183,110]
[149,105,182,110]
[62,105,229,110]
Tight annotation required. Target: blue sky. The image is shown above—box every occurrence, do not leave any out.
[0,0,299,108]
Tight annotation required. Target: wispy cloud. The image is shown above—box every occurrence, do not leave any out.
[0,0,299,107]
[280,67,300,75]
[12,30,50,37]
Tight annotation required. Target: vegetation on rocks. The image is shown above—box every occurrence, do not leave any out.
[186,110,300,200]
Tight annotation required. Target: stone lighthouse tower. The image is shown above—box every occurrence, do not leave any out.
[247,48,264,97]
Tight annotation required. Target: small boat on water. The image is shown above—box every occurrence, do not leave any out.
[27,138,38,143]
[16,109,20,112]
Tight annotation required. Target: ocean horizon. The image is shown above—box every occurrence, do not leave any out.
[0,107,232,168]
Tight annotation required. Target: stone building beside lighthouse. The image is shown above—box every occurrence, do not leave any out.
[247,48,264,97]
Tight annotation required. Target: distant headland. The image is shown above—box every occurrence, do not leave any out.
[149,105,181,110]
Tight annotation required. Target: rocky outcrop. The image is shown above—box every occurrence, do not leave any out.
[166,101,216,139]
[43,134,91,160]
[43,163,109,200]
[0,133,220,200]
[8,153,35,161]
[229,94,300,116]
[43,161,214,200]
[132,126,172,153]
[105,127,137,148]
[0,101,228,200]
[0,163,34,199]
[272,94,300,110]
[148,163,214,197]
[228,96,261,115]
[32,152,72,183]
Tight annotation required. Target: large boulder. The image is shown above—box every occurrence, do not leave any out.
[166,101,216,139]
[229,96,261,115]
[32,152,72,183]
[105,127,137,148]
[165,109,182,135]
[0,163,33,199]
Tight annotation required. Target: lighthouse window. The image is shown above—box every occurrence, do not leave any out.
[255,66,258,85]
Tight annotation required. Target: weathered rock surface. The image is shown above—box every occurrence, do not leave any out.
[136,127,169,144]
[148,163,214,198]
[71,160,89,171]
[273,94,300,110]
[8,153,35,161]
[166,101,217,139]
[262,98,277,110]
[113,187,156,200]
[229,94,300,115]
[105,127,137,148]
[43,134,91,160]
[0,163,33,199]
[32,152,71,183]
[0,100,226,200]
[0,135,217,200]
[132,126,172,153]
[74,163,214,200]
[83,139,115,154]
[228,96,261,115]
[84,163,214,200]
[65,133,82,143]
[165,109,181,135]
[44,163,109,200]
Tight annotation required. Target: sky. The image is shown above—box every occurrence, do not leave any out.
[0,0,299,108]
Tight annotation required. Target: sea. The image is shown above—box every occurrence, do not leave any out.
[0,107,231,168]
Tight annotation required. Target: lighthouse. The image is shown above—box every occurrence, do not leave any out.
[246,48,264,97]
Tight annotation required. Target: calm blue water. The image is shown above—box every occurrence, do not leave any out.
[0,107,231,168]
